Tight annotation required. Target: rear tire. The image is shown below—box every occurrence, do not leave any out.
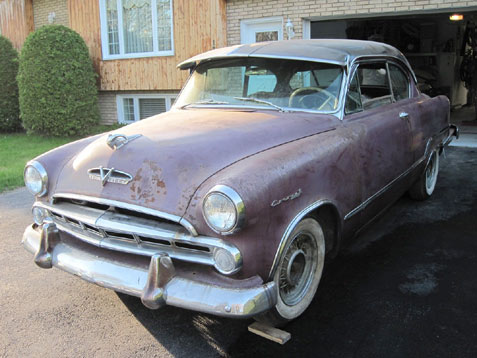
[255,218,325,327]
[409,150,439,201]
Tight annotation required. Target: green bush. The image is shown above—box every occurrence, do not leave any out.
[0,36,21,132]
[18,25,99,136]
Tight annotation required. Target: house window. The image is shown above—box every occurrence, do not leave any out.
[116,94,176,123]
[100,0,174,59]
[240,17,283,44]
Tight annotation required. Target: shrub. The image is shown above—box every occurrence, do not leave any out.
[0,36,21,132]
[18,25,99,136]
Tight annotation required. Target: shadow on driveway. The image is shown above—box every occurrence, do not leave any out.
[118,147,477,358]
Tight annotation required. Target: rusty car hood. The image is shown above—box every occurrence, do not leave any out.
[54,108,337,217]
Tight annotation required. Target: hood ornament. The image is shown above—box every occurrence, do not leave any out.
[88,167,133,186]
[107,134,141,150]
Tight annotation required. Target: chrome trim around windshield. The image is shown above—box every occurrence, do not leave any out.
[176,102,343,116]
[178,53,347,70]
[52,193,198,236]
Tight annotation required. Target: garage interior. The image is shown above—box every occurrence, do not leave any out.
[311,11,477,112]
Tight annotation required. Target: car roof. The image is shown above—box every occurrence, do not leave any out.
[178,39,411,72]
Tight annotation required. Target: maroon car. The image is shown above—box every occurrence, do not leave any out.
[22,39,458,326]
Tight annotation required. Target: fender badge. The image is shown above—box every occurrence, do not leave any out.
[88,167,133,186]
[271,188,302,207]
[107,133,141,150]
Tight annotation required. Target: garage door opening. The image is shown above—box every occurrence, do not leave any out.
[311,12,477,111]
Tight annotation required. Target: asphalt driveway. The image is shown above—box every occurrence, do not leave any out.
[0,147,476,357]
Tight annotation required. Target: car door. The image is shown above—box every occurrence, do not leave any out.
[342,60,413,226]
[387,61,423,163]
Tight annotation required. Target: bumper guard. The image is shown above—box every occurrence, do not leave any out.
[22,222,277,318]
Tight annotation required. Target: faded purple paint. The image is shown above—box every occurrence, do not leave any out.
[31,55,451,282]
[51,109,338,218]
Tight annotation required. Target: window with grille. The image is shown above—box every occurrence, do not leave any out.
[100,0,174,59]
[117,95,176,123]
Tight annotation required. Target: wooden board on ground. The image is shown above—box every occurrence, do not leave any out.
[248,322,291,345]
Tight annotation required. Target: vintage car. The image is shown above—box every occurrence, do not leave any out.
[22,39,458,326]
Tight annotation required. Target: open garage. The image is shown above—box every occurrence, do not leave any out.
[310,10,477,110]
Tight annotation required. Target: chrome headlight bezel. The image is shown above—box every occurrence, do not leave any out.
[24,161,48,197]
[202,185,245,235]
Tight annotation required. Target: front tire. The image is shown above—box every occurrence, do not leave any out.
[409,150,439,200]
[256,218,325,327]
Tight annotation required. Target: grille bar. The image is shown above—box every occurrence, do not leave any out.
[33,199,242,273]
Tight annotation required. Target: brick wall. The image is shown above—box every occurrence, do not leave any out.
[227,0,477,45]
[33,0,68,29]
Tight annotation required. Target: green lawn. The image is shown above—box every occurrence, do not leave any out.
[0,125,121,193]
[0,133,74,192]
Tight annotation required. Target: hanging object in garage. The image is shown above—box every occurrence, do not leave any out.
[460,21,477,121]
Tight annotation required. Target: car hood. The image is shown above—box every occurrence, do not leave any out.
[55,108,337,217]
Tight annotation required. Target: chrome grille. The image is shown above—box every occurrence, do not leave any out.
[33,195,243,275]
[46,203,210,254]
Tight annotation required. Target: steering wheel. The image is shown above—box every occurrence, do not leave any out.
[288,87,337,111]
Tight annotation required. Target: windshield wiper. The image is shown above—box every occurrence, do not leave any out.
[181,99,229,109]
[233,97,288,112]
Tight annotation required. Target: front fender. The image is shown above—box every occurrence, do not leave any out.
[182,125,361,280]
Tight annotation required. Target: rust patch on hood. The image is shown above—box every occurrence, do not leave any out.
[130,160,166,204]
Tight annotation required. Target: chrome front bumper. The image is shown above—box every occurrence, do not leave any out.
[22,223,277,318]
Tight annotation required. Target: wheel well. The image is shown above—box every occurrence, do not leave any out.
[306,204,341,257]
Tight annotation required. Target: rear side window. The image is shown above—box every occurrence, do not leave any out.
[389,64,410,101]
[357,63,392,110]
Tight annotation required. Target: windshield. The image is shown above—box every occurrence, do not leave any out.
[175,58,344,113]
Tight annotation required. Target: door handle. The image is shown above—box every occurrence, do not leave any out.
[399,112,409,120]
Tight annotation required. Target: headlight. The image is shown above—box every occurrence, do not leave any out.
[24,161,48,196]
[202,185,245,234]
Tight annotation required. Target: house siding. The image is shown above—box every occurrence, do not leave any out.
[0,0,33,50]
[33,0,68,29]
[69,0,227,92]
[226,0,477,45]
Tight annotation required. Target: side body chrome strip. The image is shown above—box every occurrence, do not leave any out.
[343,155,425,221]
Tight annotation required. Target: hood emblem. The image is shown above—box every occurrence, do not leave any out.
[88,167,133,186]
[107,134,141,150]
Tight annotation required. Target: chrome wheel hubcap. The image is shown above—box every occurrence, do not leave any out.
[279,233,318,306]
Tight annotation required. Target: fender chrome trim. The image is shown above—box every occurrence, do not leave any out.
[268,200,342,280]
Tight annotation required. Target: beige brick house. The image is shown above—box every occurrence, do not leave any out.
[227,0,477,107]
[1,0,477,124]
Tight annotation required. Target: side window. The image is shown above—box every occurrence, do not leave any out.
[345,70,362,114]
[245,67,277,96]
[357,63,392,110]
[389,64,410,101]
